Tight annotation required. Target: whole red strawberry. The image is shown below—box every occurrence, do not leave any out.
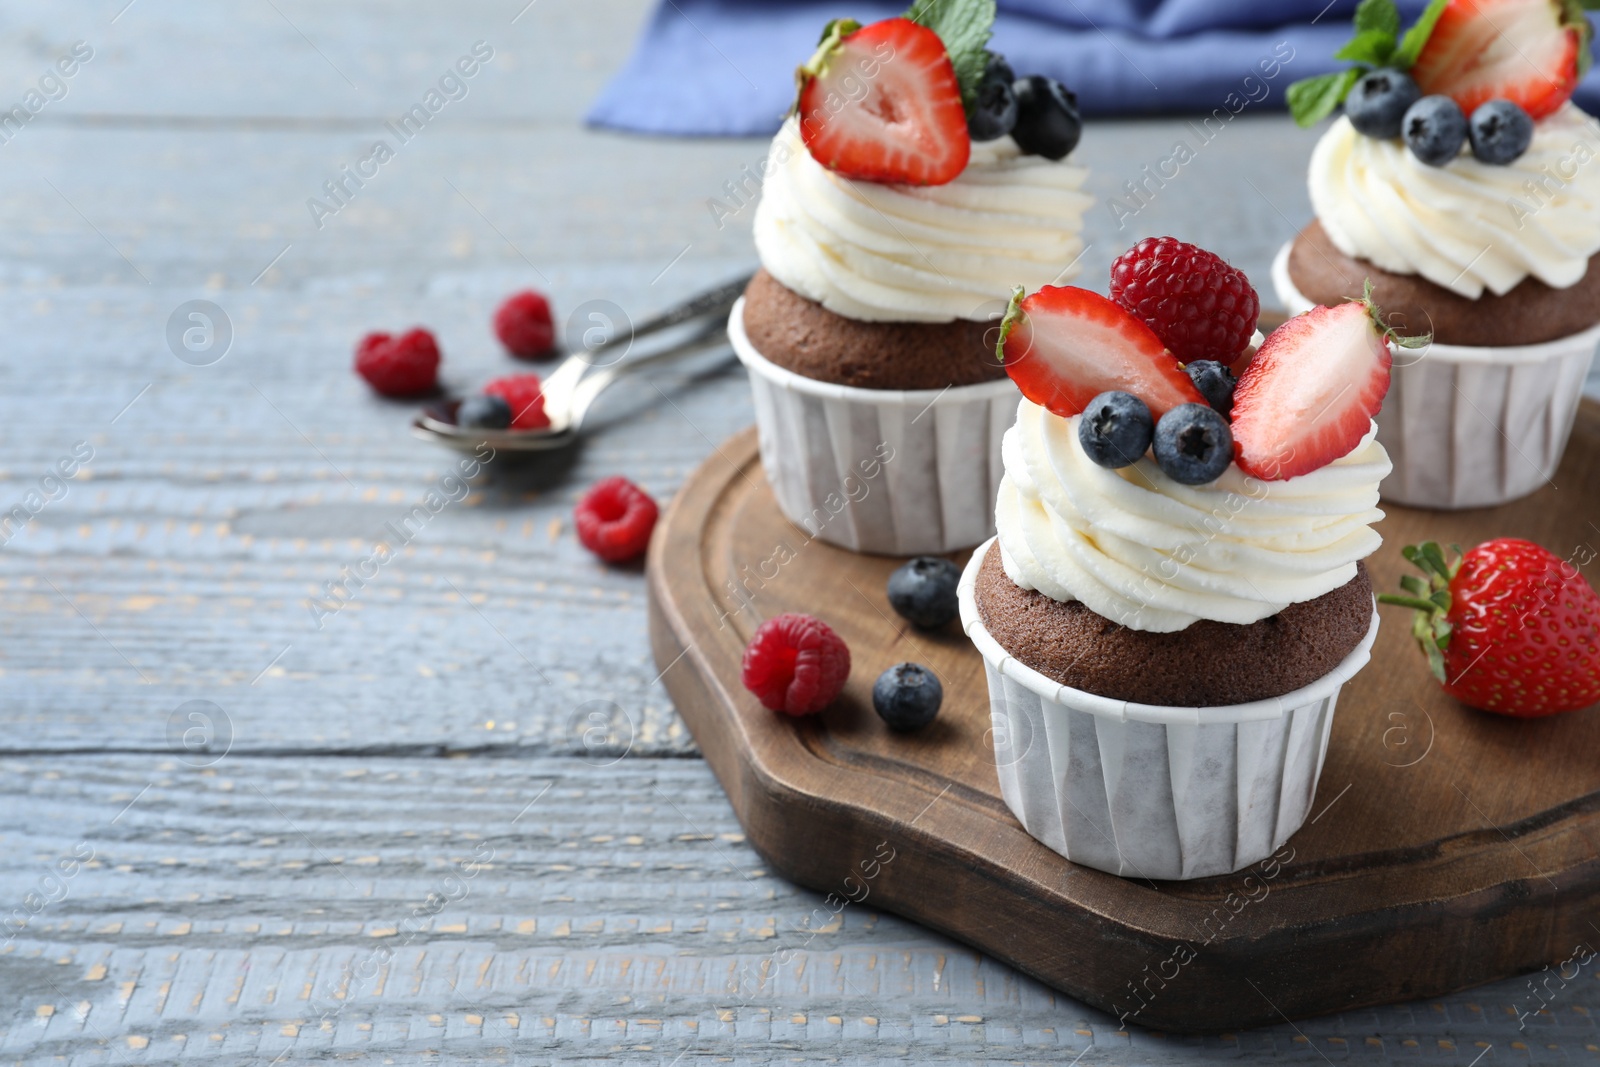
[741,613,851,715]
[354,328,440,397]
[482,374,551,430]
[494,290,557,360]
[1380,539,1600,717]
[1109,238,1260,368]
[574,476,658,563]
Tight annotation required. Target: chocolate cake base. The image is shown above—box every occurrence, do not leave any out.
[1288,221,1600,347]
[973,542,1373,706]
[740,269,1008,390]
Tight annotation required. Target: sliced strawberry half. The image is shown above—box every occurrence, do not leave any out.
[1410,0,1591,120]
[796,17,971,186]
[995,285,1205,420]
[1231,292,1403,481]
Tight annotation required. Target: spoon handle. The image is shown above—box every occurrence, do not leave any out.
[607,272,751,350]
[566,319,732,432]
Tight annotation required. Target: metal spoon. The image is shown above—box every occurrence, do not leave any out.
[412,273,750,455]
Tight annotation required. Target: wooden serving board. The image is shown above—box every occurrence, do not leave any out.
[646,400,1600,1033]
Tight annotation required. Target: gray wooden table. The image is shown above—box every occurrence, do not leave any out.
[3,2,1598,1063]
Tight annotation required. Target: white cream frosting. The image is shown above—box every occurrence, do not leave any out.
[1308,104,1600,299]
[994,399,1391,633]
[753,117,1093,322]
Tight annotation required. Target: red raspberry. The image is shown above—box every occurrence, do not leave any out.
[1109,237,1260,367]
[740,613,851,716]
[574,476,659,563]
[482,374,551,430]
[354,328,441,397]
[493,290,557,360]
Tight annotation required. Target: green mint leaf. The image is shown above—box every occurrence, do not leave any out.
[1393,0,1450,68]
[1287,69,1362,127]
[1333,29,1396,65]
[904,0,997,106]
[1354,0,1402,37]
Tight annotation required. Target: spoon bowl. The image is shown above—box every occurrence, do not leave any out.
[411,274,749,460]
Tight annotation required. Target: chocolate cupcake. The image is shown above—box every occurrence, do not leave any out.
[730,10,1094,555]
[1273,3,1600,509]
[958,254,1394,880]
[973,545,1374,707]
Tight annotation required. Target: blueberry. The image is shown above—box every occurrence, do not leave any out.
[872,662,943,731]
[1403,95,1468,167]
[1343,68,1421,140]
[1185,361,1237,418]
[458,394,512,429]
[1468,100,1534,165]
[886,556,961,628]
[1011,75,1082,160]
[1077,390,1153,469]
[1153,403,1233,485]
[968,56,1019,141]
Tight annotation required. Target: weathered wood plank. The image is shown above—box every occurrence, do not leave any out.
[0,755,1587,1063]
[0,0,1595,1059]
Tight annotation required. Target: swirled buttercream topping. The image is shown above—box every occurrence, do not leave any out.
[1308,105,1600,299]
[994,399,1391,633]
[753,118,1092,322]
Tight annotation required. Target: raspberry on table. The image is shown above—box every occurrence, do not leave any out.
[354,328,441,397]
[494,290,557,360]
[574,476,658,563]
[740,613,851,716]
[1109,237,1260,367]
[482,374,551,430]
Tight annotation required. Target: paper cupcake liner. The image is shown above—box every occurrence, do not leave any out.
[1273,241,1600,510]
[730,298,1018,555]
[958,538,1379,881]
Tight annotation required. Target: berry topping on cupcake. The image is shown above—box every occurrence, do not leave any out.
[796,16,971,185]
[1410,0,1590,120]
[1004,246,1431,485]
[1001,238,1275,484]
[1380,539,1600,717]
[1184,360,1237,417]
[1344,68,1423,139]
[1467,99,1535,162]
[1076,391,1154,470]
[1110,237,1260,367]
[996,286,1204,420]
[966,55,1019,141]
[1232,282,1423,480]
[792,0,1081,186]
[1152,403,1234,485]
[1287,0,1586,166]
[1010,74,1082,160]
[1402,94,1469,165]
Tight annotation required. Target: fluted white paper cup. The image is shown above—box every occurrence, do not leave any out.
[1273,241,1600,510]
[730,298,1018,555]
[958,539,1378,881]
